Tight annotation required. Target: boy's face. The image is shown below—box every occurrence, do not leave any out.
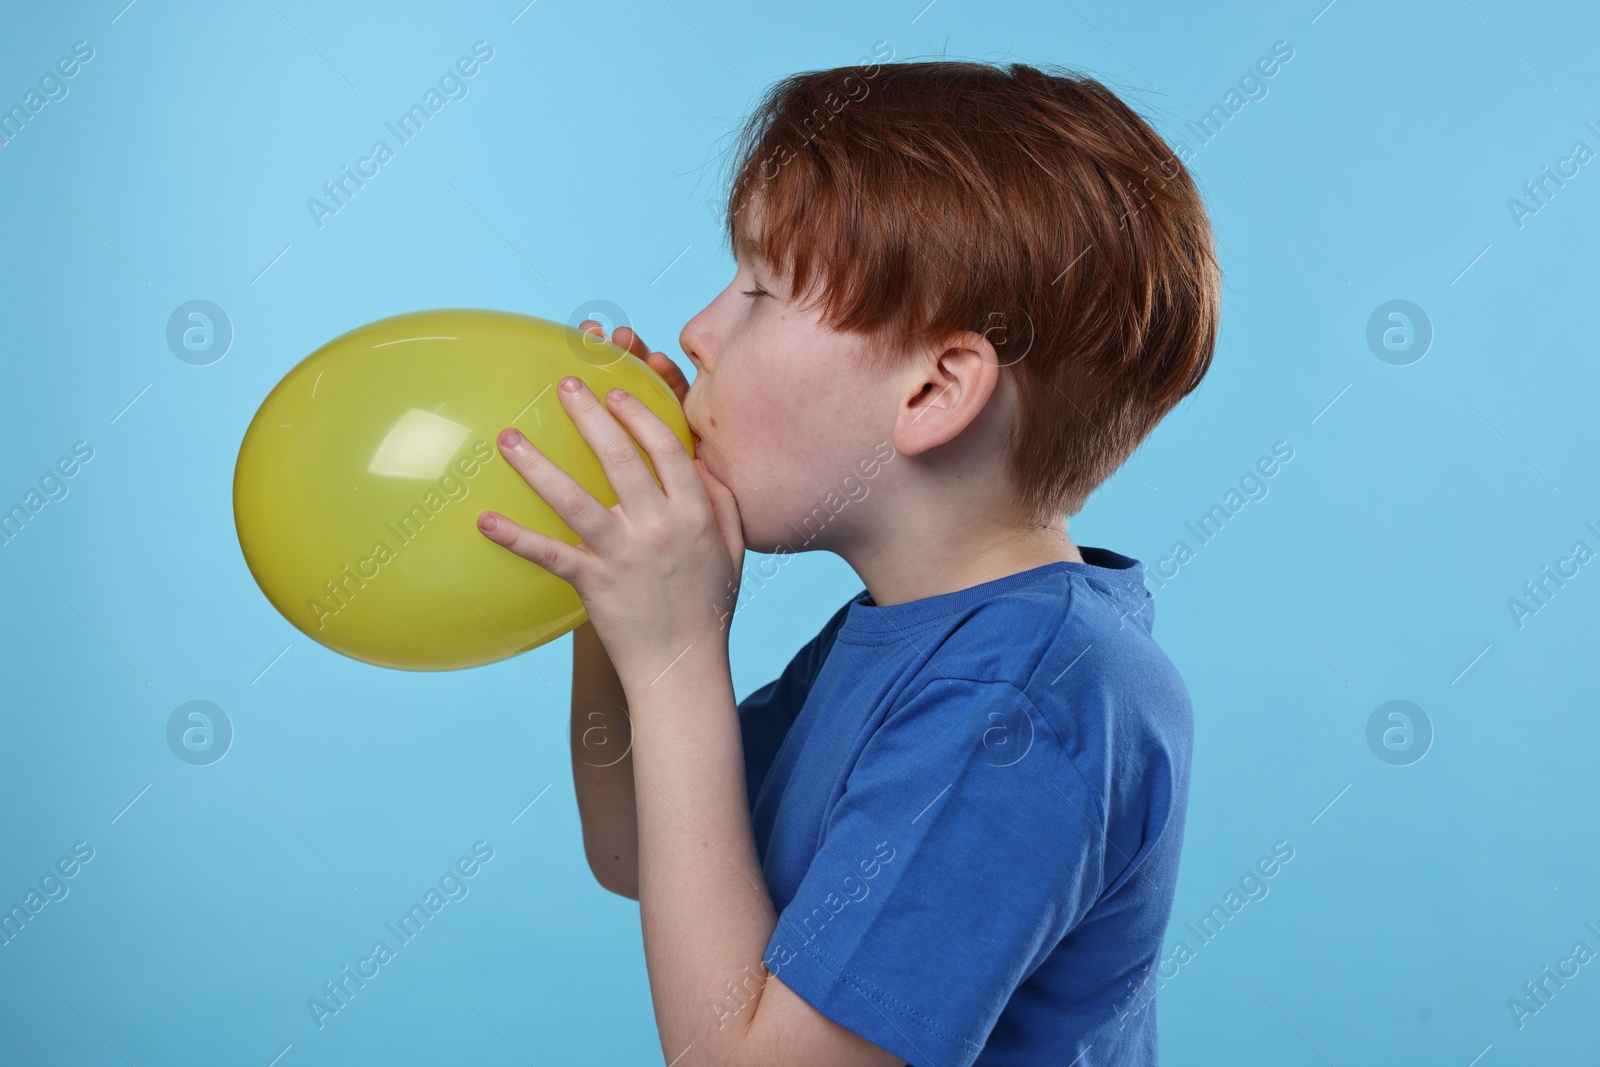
[679,209,896,555]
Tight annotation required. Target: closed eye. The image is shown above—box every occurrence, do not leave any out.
[740,287,770,299]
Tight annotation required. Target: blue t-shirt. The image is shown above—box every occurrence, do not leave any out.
[738,548,1192,1067]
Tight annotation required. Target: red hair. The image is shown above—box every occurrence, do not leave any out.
[718,58,1221,523]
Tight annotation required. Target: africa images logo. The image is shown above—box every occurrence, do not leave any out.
[306,41,495,229]
[308,841,495,1030]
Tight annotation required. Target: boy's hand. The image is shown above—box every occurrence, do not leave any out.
[579,319,699,454]
[580,318,693,420]
[476,350,743,689]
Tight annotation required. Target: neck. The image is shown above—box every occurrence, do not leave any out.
[843,521,1085,608]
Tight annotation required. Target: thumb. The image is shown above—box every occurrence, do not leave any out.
[696,459,745,565]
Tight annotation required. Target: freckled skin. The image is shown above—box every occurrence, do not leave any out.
[679,255,893,557]
[675,200,1082,606]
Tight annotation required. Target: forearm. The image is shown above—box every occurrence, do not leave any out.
[626,651,777,1067]
[570,620,640,898]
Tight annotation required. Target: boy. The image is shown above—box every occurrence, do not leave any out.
[476,56,1218,1066]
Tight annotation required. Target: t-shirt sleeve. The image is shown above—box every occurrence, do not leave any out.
[760,676,1108,1067]
[737,599,853,810]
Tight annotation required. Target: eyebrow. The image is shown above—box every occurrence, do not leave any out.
[734,231,766,266]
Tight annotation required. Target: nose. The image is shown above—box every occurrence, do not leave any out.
[679,303,714,377]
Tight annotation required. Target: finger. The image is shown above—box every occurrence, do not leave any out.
[555,377,671,508]
[494,425,620,552]
[475,509,587,585]
[644,351,691,404]
[577,322,660,389]
[611,326,652,360]
[600,386,704,502]
[576,320,611,359]
[579,323,689,406]
[696,459,745,561]
[613,328,690,404]
[576,321,688,425]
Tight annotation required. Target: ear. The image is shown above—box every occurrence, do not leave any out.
[891,330,1005,459]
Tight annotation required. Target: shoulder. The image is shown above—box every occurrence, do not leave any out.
[925,566,1186,712]
[912,569,1193,808]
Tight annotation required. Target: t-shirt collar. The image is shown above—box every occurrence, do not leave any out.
[838,546,1146,639]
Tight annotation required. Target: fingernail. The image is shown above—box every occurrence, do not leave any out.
[501,428,523,447]
[479,512,498,531]
[561,376,582,393]
[608,388,626,401]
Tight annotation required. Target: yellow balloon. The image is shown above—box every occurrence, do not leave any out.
[232,308,691,671]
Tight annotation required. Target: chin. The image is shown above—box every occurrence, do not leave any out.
[739,505,828,558]
[744,533,808,558]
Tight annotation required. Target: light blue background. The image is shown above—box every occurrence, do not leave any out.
[3,0,1597,1063]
